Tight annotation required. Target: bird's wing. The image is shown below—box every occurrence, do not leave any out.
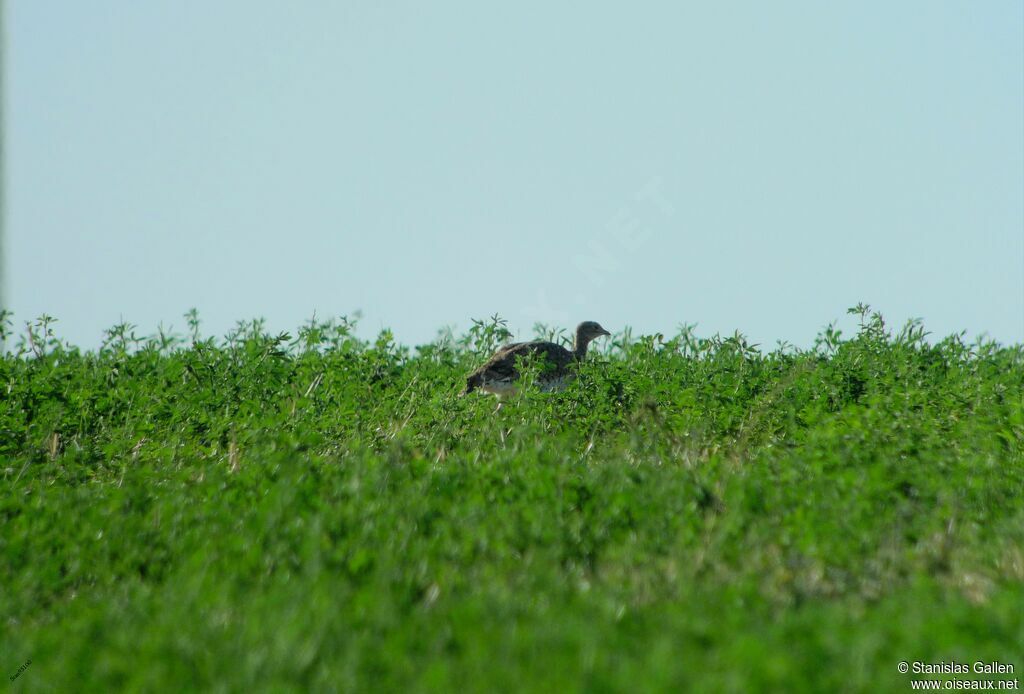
[523,342,575,371]
[472,350,518,382]
[473,341,573,381]
[497,341,528,353]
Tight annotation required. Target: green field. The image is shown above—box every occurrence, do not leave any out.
[2,307,1022,692]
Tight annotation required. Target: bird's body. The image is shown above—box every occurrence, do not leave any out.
[462,321,610,398]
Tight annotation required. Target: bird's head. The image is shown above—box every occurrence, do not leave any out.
[576,321,611,344]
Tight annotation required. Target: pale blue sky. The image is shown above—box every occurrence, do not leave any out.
[8,2,1024,348]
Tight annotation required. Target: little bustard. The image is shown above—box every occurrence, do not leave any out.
[462,321,611,397]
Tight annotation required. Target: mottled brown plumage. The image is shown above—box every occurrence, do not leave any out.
[462,321,610,397]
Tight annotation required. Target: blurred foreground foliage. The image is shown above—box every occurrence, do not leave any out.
[1,307,1022,692]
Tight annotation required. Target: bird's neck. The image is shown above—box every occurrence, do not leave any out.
[573,336,589,360]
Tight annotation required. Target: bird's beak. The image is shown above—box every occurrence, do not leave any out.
[600,328,611,337]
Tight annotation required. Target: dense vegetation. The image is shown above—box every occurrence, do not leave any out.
[2,307,1022,692]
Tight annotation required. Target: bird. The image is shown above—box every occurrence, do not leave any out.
[461,321,611,398]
